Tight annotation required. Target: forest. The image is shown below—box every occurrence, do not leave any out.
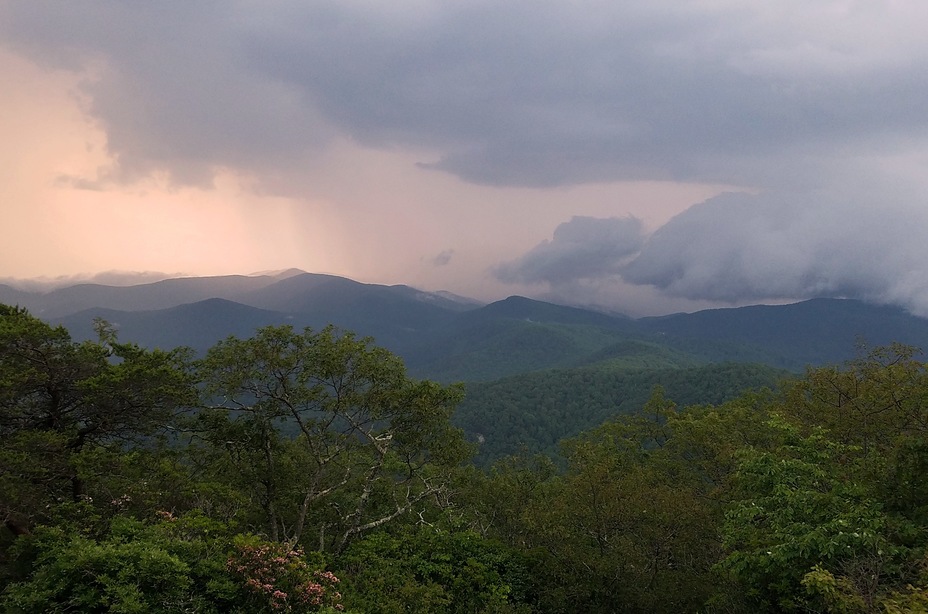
[3,302,928,613]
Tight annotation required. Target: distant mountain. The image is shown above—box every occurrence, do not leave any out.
[400,296,640,381]
[10,271,928,382]
[44,273,487,358]
[0,284,34,310]
[460,295,632,328]
[13,270,481,321]
[55,299,296,352]
[638,298,928,369]
[6,273,288,318]
[18,271,928,470]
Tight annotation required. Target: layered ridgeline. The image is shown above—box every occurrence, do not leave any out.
[5,271,927,380]
[8,271,928,463]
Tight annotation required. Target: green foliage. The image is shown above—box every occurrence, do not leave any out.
[1,514,236,613]
[1,512,346,613]
[0,306,194,450]
[718,346,928,611]
[457,362,788,465]
[194,324,470,551]
[457,388,777,612]
[720,420,918,611]
[10,299,928,613]
[0,306,194,532]
[336,526,532,613]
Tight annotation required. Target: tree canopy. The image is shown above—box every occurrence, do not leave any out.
[5,302,928,612]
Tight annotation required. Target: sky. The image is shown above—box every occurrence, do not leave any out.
[2,1,928,316]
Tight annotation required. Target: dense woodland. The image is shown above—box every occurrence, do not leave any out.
[4,303,928,612]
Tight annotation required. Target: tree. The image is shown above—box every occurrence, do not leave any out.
[719,347,928,611]
[0,305,194,530]
[720,419,923,612]
[195,325,470,552]
[336,526,534,613]
[1,512,344,613]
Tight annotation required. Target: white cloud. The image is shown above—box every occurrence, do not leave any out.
[495,216,644,285]
[622,184,928,314]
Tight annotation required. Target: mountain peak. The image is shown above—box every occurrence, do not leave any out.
[247,268,307,279]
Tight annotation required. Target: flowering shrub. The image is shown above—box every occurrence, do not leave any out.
[227,538,343,612]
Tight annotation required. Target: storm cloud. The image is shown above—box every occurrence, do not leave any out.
[495,216,644,285]
[2,1,927,189]
[3,1,928,315]
[495,178,928,316]
[622,186,928,314]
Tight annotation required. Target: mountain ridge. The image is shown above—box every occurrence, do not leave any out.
[15,270,924,383]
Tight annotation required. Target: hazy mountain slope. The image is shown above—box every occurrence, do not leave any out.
[0,284,34,309]
[461,295,633,328]
[9,274,285,318]
[572,339,704,371]
[238,273,475,313]
[402,296,640,381]
[238,273,469,329]
[639,298,928,368]
[14,271,928,383]
[53,299,296,352]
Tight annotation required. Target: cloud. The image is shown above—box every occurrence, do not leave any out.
[430,249,455,266]
[0,2,334,188]
[495,216,644,285]
[0,270,183,292]
[4,1,928,318]
[622,185,928,314]
[493,174,928,317]
[1,1,927,189]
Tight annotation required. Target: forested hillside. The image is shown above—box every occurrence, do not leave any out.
[5,304,928,612]
[457,361,790,465]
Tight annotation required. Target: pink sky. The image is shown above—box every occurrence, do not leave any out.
[0,48,727,311]
[4,2,927,316]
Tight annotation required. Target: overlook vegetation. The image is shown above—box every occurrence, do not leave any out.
[457,361,791,466]
[4,302,928,612]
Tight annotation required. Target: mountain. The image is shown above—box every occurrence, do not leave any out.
[0,284,34,310]
[234,273,474,351]
[55,299,296,352]
[4,273,287,318]
[456,361,791,465]
[400,296,640,381]
[44,273,487,358]
[638,298,928,369]
[10,271,928,382]
[20,272,928,465]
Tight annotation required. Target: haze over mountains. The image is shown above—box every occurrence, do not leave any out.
[5,270,928,384]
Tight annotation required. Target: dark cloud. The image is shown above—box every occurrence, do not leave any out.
[1,2,926,188]
[0,2,333,187]
[495,216,644,285]
[430,249,455,266]
[4,2,928,315]
[622,187,928,314]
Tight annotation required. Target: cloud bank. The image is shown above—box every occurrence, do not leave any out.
[3,1,928,315]
[498,184,928,316]
[624,186,928,313]
[495,216,644,285]
[2,1,927,190]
